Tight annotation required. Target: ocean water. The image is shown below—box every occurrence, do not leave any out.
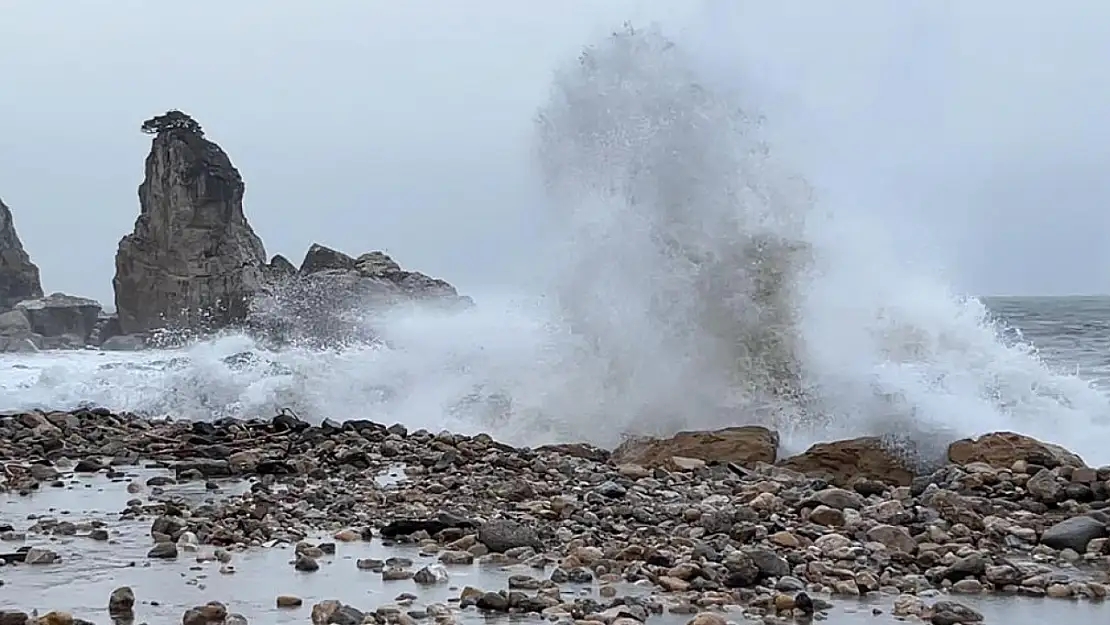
[984,296,1110,387]
[2,295,1109,460]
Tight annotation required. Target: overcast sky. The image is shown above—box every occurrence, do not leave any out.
[2,0,1109,303]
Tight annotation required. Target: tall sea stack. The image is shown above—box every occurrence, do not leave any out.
[0,197,44,311]
[113,111,269,334]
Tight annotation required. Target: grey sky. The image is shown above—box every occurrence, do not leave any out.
[2,0,1109,303]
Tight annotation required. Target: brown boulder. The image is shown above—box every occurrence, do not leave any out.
[610,426,778,468]
[947,431,1085,469]
[777,436,915,486]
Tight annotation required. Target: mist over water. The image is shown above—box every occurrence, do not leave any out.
[4,16,1110,464]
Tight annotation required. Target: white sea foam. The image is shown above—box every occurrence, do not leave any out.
[3,17,1110,466]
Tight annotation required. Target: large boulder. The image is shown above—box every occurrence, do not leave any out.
[248,243,469,347]
[0,197,43,311]
[0,308,39,352]
[113,111,269,335]
[947,431,1086,470]
[777,436,917,486]
[14,292,102,344]
[1040,515,1108,552]
[610,426,779,469]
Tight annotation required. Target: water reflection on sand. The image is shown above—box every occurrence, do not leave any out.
[0,470,1107,624]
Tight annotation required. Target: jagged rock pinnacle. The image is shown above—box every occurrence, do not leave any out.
[113,111,268,334]
[0,197,44,311]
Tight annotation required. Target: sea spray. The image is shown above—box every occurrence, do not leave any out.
[534,23,819,437]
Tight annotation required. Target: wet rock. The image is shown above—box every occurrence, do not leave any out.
[181,602,228,625]
[413,564,449,584]
[379,513,473,538]
[0,612,29,625]
[276,596,302,608]
[294,554,319,572]
[942,553,986,582]
[1040,515,1108,552]
[147,542,178,559]
[745,547,790,578]
[595,480,627,498]
[866,524,917,554]
[948,431,1086,469]
[1027,468,1063,503]
[24,546,59,564]
[984,564,1021,586]
[382,567,414,581]
[151,515,187,540]
[801,487,865,510]
[893,594,925,617]
[535,442,610,462]
[438,550,474,565]
[778,436,916,486]
[722,550,760,587]
[475,592,510,612]
[928,600,983,624]
[794,592,817,615]
[477,519,540,552]
[35,613,74,625]
[73,458,104,473]
[807,505,845,527]
[109,586,136,615]
[610,426,778,468]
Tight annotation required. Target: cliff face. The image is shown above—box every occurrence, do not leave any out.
[113,126,269,334]
[0,197,43,311]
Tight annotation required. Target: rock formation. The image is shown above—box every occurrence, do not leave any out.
[610,426,780,469]
[16,293,101,345]
[113,110,269,335]
[0,197,43,311]
[0,293,108,352]
[248,243,470,347]
[778,437,919,487]
[947,431,1086,469]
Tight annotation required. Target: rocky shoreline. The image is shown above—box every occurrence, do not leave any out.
[0,411,1108,624]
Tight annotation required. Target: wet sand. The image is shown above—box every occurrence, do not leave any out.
[1,471,1107,624]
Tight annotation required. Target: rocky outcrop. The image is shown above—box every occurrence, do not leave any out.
[248,243,470,347]
[776,437,918,486]
[610,426,779,469]
[113,111,269,335]
[294,244,464,301]
[947,431,1087,470]
[0,293,105,352]
[0,308,37,352]
[0,197,43,311]
[15,293,101,344]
